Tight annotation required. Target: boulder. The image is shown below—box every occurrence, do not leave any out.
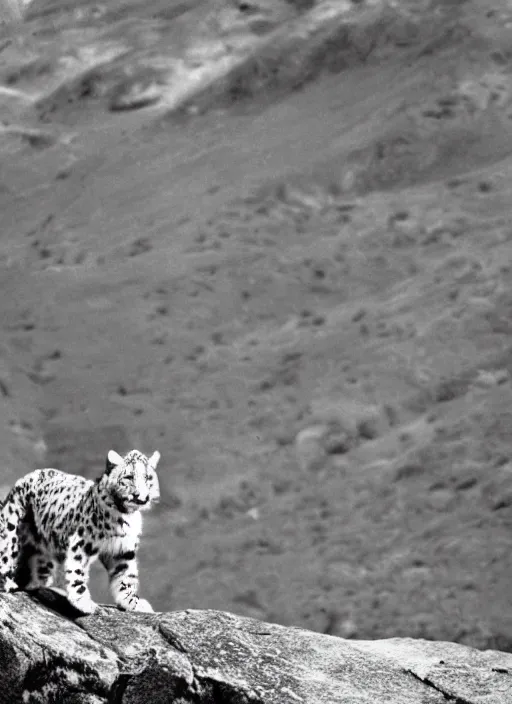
[1,590,512,703]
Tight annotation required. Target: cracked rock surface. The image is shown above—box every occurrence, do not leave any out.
[1,591,512,703]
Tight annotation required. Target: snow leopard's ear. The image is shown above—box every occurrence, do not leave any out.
[105,449,124,474]
[148,451,160,470]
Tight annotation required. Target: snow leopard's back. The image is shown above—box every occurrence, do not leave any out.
[2,469,93,536]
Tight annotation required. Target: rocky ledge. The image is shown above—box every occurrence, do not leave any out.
[1,590,512,703]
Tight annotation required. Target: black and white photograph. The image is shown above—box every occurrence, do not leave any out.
[1,1,512,701]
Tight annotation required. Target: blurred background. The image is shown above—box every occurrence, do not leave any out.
[2,0,512,649]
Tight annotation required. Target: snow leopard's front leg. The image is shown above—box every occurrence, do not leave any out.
[101,545,153,612]
[63,535,98,614]
[0,487,25,592]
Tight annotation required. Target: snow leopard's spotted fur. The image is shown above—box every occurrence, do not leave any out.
[0,449,160,614]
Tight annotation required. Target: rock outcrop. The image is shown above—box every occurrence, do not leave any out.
[1,590,512,703]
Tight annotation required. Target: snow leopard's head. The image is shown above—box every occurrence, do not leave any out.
[100,449,160,513]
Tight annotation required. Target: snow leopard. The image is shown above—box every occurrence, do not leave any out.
[0,449,160,614]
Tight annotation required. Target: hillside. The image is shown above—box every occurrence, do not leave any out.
[1,0,512,649]
[4,593,512,704]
